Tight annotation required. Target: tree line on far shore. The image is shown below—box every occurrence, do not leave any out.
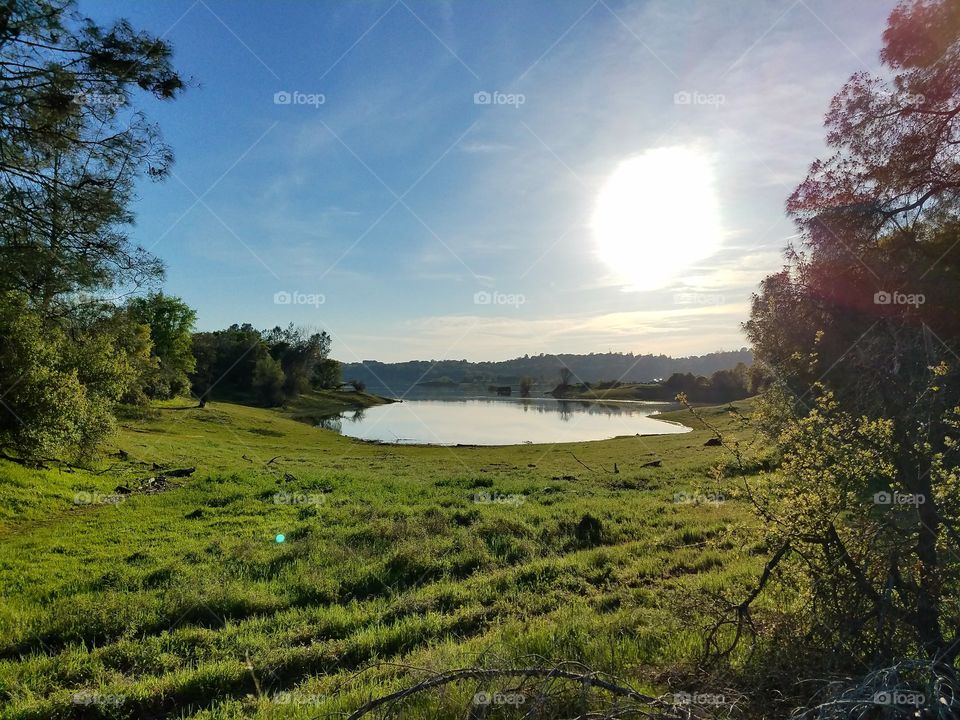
[552,362,767,403]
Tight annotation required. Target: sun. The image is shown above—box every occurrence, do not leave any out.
[590,147,723,291]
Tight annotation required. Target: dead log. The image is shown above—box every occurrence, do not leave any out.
[162,467,196,478]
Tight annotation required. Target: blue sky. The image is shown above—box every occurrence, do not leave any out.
[83,0,895,362]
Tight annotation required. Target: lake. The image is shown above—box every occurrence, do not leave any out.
[319,397,689,445]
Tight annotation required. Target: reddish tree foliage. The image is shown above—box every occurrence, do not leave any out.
[788,0,960,231]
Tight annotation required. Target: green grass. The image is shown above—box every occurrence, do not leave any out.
[0,398,769,719]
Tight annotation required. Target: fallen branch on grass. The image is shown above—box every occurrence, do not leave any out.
[702,541,791,664]
[346,666,682,720]
[569,452,621,475]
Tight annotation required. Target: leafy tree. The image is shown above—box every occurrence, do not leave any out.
[188,332,218,407]
[741,0,960,674]
[190,323,266,403]
[519,376,533,397]
[0,292,150,463]
[708,363,750,402]
[263,324,331,397]
[127,293,196,398]
[252,355,286,407]
[312,358,341,389]
[70,302,156,406]
[0,1,185,459]
[0,1,185,314]
[190,324,335,406]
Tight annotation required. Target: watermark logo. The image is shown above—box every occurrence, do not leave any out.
[473,492,526,506]
[273,491,326,506]
[473,691,526,706]
[74,491,125,506]
[473,290,525,308]
[72,692,124,706]
[673,491,725,505]
[873,290,925,307]
[73,91,125,107]
[673,292,724,306]
[873,690,924,706]
[273,290,325,307]
[878,90,926,106]
[873,491,925,506]
[674,90,725,107]
[274,692,326,705]
[474,90,525,107]
[274,90,325,107]
[673,691,726,706]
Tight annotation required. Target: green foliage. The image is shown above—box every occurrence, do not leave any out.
[264,324,331,398]
[565,364,760,403]
[0,293,149,463]
[192,324,335,406]
[0,1,187,461]
[68,305,156,408]
[747,381,960,669]
[251,356,286,407]
[191,323,266,402]
[0,0,185,313]
[313,358,342,389]
[127,293,197,398]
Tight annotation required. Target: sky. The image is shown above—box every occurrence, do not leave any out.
[82,0,897,363]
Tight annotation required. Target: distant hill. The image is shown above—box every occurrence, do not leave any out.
[340,349,753,395]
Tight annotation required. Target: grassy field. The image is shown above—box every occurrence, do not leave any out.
[0,397,771,719]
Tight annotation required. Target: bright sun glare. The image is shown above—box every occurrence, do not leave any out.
[591,146,723,291]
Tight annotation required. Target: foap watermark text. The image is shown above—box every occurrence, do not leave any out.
[474,290,524,307]
[873,491,925,506]
[274,90,325,107]
[474,90,525,107]
[473,492,526,506]
[274,290,325,307]
[474,691,525,706]
[674,491,725,505]
[674,90,725,107]
[874,290,924,307]
[273,491,326,506]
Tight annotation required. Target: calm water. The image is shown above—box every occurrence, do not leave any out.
[320,397,689,445]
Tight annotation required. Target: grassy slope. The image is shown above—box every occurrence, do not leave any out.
[0,399,768,719]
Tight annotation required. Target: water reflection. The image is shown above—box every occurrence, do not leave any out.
[317,416,341,432]
[515,398,641,421]
[317,396,688,445]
